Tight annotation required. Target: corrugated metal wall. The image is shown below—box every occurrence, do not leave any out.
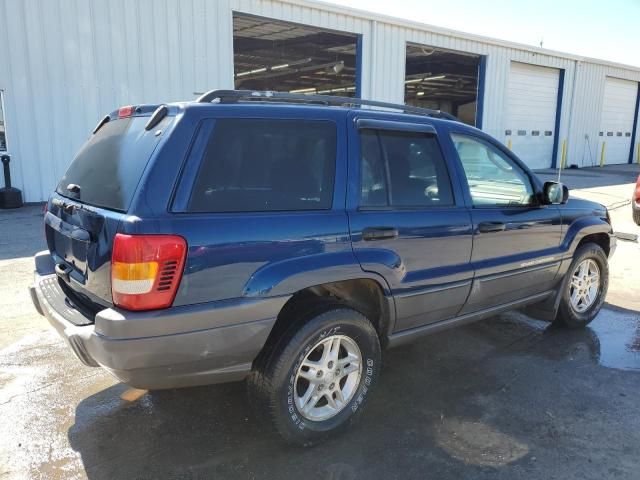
[567,62,640,168]
[371,22,578,149]
[0,0,235,202]
[0,0,639,202]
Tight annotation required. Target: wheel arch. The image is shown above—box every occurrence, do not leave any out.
[253,277,395,369]
[576,232,611,257]
[563,216,613,258]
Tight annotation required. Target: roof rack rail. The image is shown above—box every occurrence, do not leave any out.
[195,89,458,121]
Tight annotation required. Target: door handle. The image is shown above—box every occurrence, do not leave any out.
[362,227,399,241]
[478,221,506,233]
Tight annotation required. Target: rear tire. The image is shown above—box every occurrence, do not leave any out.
[554,242,608,329]
[248,306,381,446]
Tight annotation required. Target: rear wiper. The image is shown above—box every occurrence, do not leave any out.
[66,183,81,194]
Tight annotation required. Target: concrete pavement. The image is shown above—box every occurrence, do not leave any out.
[536,164,639,211]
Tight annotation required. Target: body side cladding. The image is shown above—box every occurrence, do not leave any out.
[388,290,555,347]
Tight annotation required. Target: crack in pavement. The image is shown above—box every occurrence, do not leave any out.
[0,382,56,406]
[0,371,104,406]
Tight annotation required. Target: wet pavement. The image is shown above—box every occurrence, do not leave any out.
[1,309,639,479]
[1,173,639,479]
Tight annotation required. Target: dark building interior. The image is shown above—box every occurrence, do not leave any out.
[233,13,359,96]
[405,44,481,125]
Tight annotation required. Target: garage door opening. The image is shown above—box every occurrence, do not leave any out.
[505,62,562,170]
[405,44,481,126]
[233,13,360,97]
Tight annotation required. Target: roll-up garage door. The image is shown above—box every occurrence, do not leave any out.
[599,77,638,165]
[506,62,560,169]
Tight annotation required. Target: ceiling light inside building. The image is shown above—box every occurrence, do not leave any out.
[271,63,290,70]
[289,87,317,94]
[235,67,267,78]
[405,74,447,84]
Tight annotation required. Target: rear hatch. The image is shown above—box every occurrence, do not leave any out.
[45,106,174,315]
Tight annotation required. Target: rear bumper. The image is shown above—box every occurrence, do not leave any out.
[31,251,287,389]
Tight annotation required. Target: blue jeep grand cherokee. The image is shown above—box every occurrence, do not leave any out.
[31,90,615,445]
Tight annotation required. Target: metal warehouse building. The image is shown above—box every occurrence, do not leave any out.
[1,0,639,202]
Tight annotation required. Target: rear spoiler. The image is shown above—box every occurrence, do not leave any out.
[92,104,169,134]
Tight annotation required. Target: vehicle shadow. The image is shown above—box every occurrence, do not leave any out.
[66,310,630,480]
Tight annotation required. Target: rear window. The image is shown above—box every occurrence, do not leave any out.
[56,116,166,211]
[188,119,336,213]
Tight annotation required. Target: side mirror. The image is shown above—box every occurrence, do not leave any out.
[543,181,569,205]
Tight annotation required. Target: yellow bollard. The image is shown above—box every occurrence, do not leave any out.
[507,138,512,150]
[637,143,640,165]
[560,139,567,169]
[600,141,606,167]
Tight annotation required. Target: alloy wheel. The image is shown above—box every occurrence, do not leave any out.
[294,335,362,421]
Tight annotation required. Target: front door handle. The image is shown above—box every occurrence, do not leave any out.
[362,227,399,241]
[478,221,506,233]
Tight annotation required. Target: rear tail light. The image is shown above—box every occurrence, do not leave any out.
[111,234,187,311]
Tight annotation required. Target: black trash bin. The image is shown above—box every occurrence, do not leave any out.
[0,154,24,209]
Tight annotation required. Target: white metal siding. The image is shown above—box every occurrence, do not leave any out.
[599,77,637,165]
[0,0,639,202]
[565,62,640,167]
[505,62,560,169]
[0,0,237,202]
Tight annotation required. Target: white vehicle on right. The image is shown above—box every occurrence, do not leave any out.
[633,174,640,226]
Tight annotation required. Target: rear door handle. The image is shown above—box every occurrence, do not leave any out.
[478,221,506,233]
[362,227,399,241]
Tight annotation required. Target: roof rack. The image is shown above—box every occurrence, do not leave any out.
[195,89,458,121]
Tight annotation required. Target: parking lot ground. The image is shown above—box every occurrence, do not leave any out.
[1,167,639,480]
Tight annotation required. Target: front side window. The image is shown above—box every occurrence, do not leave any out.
[359,129,453,208]
[450,133,535,207]
[188,119,336,212]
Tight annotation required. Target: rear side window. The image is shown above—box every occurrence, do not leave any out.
[56,116,168,211]
[359,129,453,208]
[188,119,336,212]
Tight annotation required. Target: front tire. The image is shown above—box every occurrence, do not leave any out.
[554,242,608,328]
[248,306,381,446]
